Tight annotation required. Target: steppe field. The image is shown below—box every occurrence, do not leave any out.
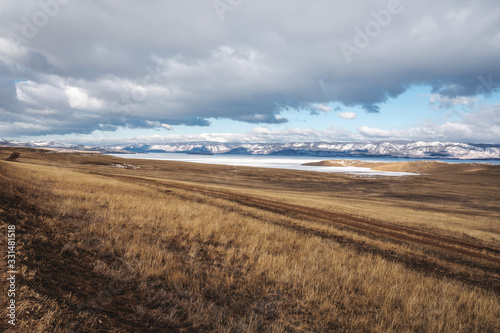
[1,147,499,332]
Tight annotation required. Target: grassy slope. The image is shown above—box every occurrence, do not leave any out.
[0,148,499,332]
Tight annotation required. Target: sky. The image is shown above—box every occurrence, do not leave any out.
[1,0,499,144]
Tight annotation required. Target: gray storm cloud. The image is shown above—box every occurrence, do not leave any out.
[0,0,499,136]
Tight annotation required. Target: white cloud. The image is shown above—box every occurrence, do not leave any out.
[15,79,68,109]
[0,1,499,138]
[314,104,331,112]
[426,94,477,109]
[65,86,104,110]
[338,112,357,120]
[0,37,26,65]
[357,104,500,143]
[67,125,363,144]
[41,104,500,144]
[358,127,395,137]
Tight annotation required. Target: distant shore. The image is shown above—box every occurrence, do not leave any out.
[303,159,500,174]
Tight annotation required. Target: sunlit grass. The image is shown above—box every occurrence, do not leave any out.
[0,149,499,332]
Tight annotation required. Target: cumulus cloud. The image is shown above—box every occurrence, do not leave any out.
[60,104,500,144]
[338,112,357,120]
[0,0,499,136]
[357,104,500,143]
[427,94,477,110]
[71,126,363,145]
[309,104,332,115]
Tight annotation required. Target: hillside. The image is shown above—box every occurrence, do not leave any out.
[1,148,499,332]
[304,160,499,174]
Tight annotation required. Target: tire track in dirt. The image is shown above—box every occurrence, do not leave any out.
[93,172,500,266]
[86,171,500,293]
[160,183,500,292]
[256,211,500,293]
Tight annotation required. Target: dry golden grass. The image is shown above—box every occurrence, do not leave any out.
[0,148,499,332]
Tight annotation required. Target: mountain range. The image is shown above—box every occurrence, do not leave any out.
[2,139,500,160]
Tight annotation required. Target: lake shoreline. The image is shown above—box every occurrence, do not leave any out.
[108,153,500,177]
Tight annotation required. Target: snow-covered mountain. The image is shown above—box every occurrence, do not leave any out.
[0,139,82,149]
[2,139,500,160]
[114,141,500,159]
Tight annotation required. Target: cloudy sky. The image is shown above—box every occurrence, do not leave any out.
[1,0,499,144]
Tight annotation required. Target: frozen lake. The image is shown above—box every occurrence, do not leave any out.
[112,153,500,176]
[110,153,431,176]
[110,153,500,176]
